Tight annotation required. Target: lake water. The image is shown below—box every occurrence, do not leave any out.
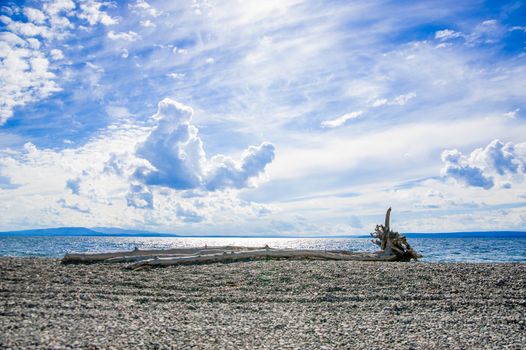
[1,236,525,263]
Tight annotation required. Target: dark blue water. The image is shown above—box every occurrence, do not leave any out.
[0,236,525,262]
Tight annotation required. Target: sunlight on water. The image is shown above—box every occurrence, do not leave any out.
[0,236,525,263]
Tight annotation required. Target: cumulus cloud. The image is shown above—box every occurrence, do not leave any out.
[1,16,52,39]
[103,153,128,176]
[42,0,75,30]
[107,30,140,41]
[42,0,75,17]
[441,139,526,189]
[134,99,205,189]
[476,140,518,176]
[78,0,118,26]
[441,149,494,189]
[23,7,46,24]
[205,143,276,191]
[50,48,64,60]
[129,0,160,17]
[321,111,363,128]
[133,98,275,192]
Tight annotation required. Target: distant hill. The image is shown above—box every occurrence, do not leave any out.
[0,227,525,238]
[0,227,179,237]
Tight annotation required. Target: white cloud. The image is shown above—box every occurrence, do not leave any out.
[167,72,185,80]
[435,29,463,41]
[139,19,156,28]
[106,105,132,119]
[474,140,520,176]
[130,0,160,17]
[126,184,153,209]
[369,92,416,108]
[23,7,46,24]
[441,149,494,189]
[133,98,276,191]
[107,30,140,42]
[441,139,525,189]
[1,17,52,39]
[391,92,416,105]
[321,111,363,128]
[503,108,519,119]
[42,0,76,30]
[0,1,111,124]
[42,0,75,16]
[103,152,129,176]
[0,32,61,124]
[510,26,526,33]
[172,47,188,54]
[0,115,278,231]
[205,142,276,191]
[78,0,118,26]
[50,48,64,60]
[26,38,41,49]
[370,98,388,107]
[175,203,204,223]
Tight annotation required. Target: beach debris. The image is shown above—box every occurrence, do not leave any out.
[370,207,422,261]
[61,246,400,267]
[61,208,421,267]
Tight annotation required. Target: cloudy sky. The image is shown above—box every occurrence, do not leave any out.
[1,0,526,235]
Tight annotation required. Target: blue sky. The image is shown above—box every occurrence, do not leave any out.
[0,0,526,234]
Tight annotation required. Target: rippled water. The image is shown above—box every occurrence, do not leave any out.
[1,236,525,263]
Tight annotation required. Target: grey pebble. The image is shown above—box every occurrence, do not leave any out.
[0,258,525,349]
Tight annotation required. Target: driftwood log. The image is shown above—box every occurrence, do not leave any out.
[370,207,422,261]
[62,208,421,267]
[62,246,399,268]
[62,246,268,264]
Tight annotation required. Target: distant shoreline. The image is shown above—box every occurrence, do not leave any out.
[1,227,526,239]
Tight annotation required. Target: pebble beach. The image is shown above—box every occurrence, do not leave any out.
[1,257,525,349]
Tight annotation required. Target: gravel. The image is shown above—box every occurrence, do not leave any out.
[1,257,525,349]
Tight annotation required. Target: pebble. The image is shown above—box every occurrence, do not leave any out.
[0,258,525,349]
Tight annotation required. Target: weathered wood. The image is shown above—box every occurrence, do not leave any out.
[370,207,422,261]
[61,246,266,264]
[126,249,399,269]
[62,208,421,266]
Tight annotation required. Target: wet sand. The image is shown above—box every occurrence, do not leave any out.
[1,257,525,349]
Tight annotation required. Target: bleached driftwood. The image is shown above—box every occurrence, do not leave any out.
[61,246,265,264]
[62,208,421,266]
[127,248,398,270]
[370,207,422,261]
[62,245,398,266]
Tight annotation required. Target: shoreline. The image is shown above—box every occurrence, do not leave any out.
[1,257,525,349]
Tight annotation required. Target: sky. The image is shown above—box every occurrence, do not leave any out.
[0,0,526,235]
